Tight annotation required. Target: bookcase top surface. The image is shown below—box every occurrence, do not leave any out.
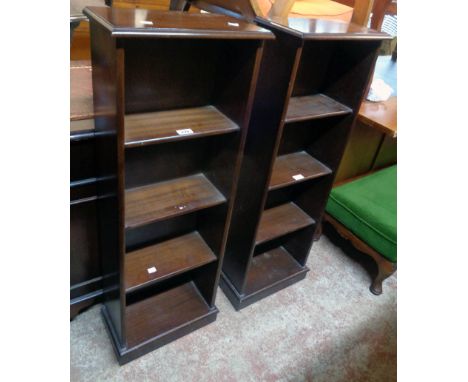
[256,16,390,40]
[83,7,274,40]
[184,0,390,40]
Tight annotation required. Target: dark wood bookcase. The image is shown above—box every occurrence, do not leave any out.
[172,1,390,310]
[84,6,272,363]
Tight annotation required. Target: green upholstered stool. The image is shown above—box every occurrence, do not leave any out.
[325,165,397,295]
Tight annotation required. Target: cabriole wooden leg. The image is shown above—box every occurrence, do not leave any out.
[370,259,396,295]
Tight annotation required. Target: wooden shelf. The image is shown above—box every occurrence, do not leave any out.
[126,282,211,348]
[125,232,217,293]
[285,94,352,123]
[125,106,239,148]
[245,247,304,295]
[255,203,315,246]
[125,173,226,229]
[269,151,332,191]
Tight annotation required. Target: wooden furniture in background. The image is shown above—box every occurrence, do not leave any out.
[324,213,396,294]
[71,21,92,60]
[173,0,389,310]
[334,55,396,183]
[84,6,272,363]
[324,165,397,295]
[70,61,102,319]
[70,0,106,60]
[334,0,396,28]
[349,0,374,26]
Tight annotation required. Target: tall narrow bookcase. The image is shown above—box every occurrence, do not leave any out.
[84,6,272,363]
[173,1,390,310]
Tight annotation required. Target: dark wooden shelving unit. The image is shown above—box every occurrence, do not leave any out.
[84,6,272,363]
[172,0,390,310]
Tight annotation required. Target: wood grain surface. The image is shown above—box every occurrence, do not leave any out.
[256,202,314,245]
[269,151,332,190]
[245,247,303,295]
[125,231,217,292]
[125,281,211,347]
[285,94,352,123]
[125,173,226,228]
[125,105,239,147]
[359,96,396,137]
[70,61,94,121]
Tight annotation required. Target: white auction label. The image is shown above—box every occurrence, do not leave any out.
[176,129,194,135]
[293,174,305,181]
[147,267,157,274]
[228,22,240,27]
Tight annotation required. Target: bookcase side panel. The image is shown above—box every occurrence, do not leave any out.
[221,35,300,293]
[89,21,126,345]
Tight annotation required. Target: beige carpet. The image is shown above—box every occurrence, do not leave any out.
[70,235,397,382]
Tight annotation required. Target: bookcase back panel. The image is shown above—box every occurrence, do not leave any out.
[125,261,219,308]
[265,174,333,222]
[124,39,220,113]
[70,140,96,182]
[291,41,335,98]
[278,116,351,172]
[124,39,262,118]
[125,139,211,189]
[212,40,261,126]
[254,225,315,265]
[125,135,231,189]
[291,40,379,112]
[203,133,241,198]
[126,268,202,306]
[125,203,228,254]
[278,118,338,156]
[305,116,355,172]
[126,212,198,252]
[197,203,230,257]
[322,40,381,110]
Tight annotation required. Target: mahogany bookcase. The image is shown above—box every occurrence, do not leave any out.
[84,6,272,363]
[173,1,390,310]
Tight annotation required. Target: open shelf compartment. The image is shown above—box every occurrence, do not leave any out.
[285,94,352,123]
[125,173,226,229]
[124,105,239,148]
[269,151,332,191]
[125,281,212,348]
[255,202,314,246]
[244,247,306,296]
[125,231,217,293]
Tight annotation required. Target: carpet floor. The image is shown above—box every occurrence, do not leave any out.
[70,235,397,382]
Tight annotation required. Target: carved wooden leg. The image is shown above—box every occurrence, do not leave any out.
[323,213,397,295]
[370,259,396,295]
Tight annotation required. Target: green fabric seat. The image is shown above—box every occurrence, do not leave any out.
[326,165,397,262]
